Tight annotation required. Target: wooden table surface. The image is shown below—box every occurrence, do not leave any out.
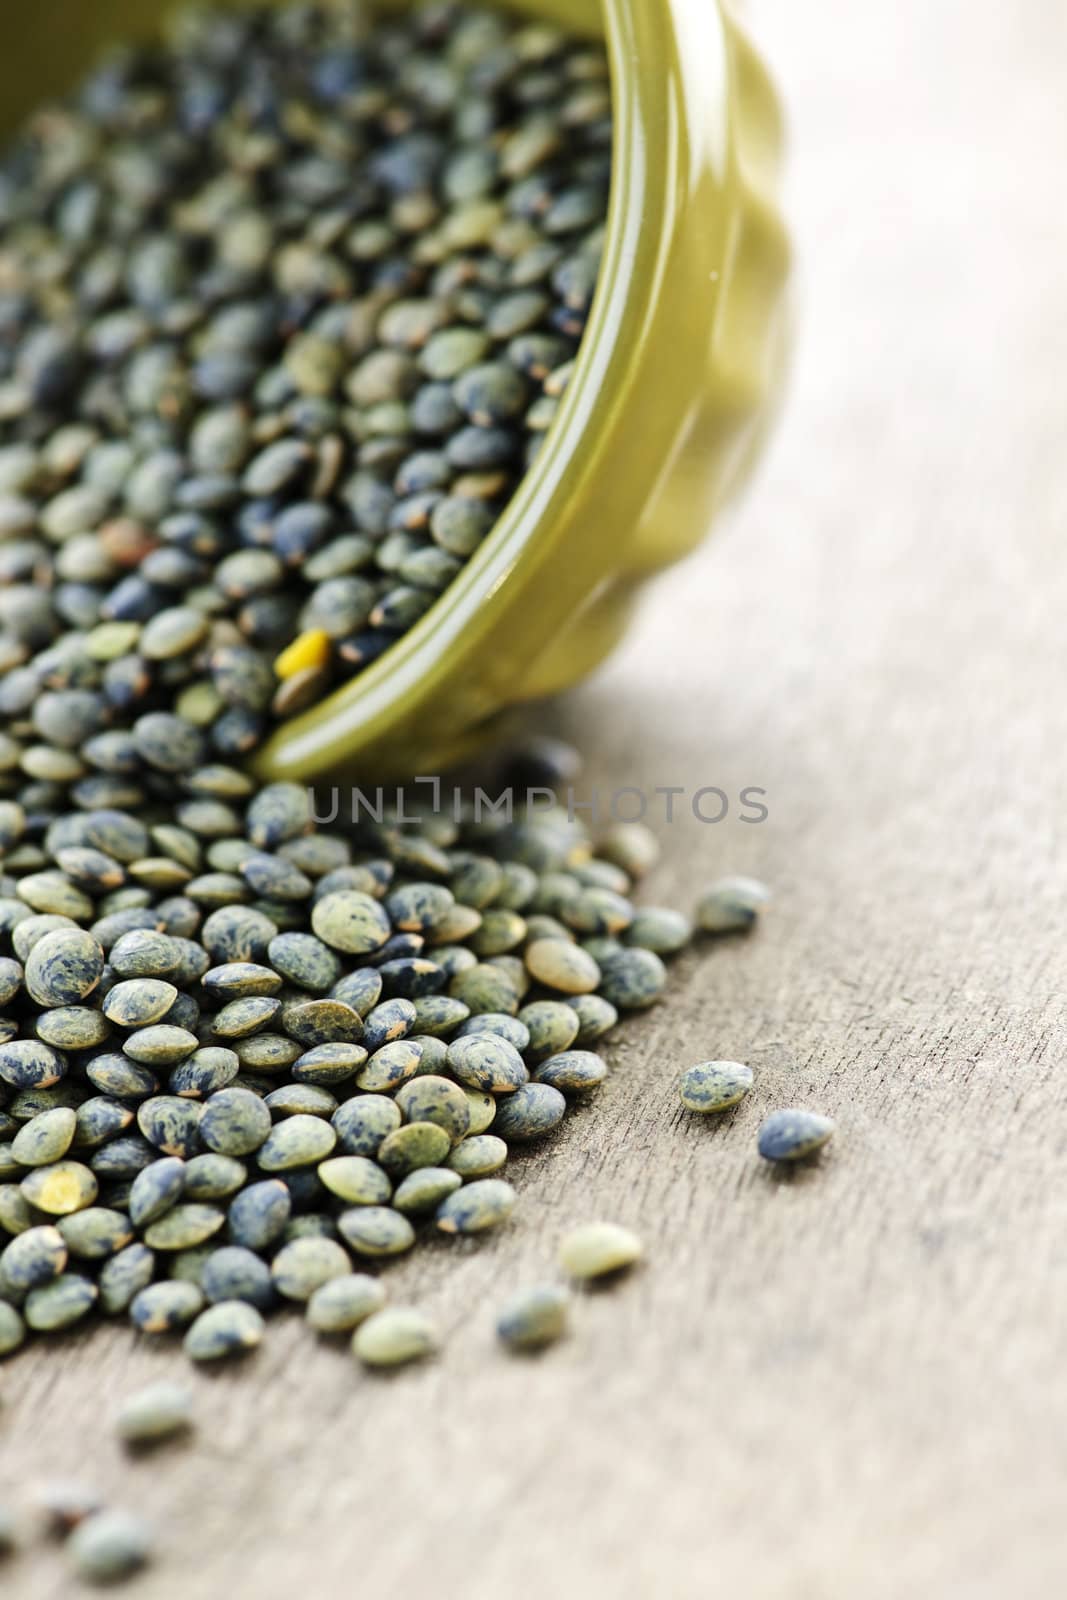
[4,1,1067,1595]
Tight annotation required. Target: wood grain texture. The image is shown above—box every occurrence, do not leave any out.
[4,1,1067,1594]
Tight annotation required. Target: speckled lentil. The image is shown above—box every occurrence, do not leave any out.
[128,1279,206,1335]
[696,876,771,934]
[756,1109,835,1163]
[183,1299,264,1362]
[24,1273,98,1331]
[496,1283,570,1351]
[318,1156,392,1207]
[492,1082,567,1141]
[446,1134,509,1179]
[436,1178,517,1235]
[337,1206,415,1258]
[679,1060,754,1114]
[534,1049,608,1094]
[307,1272,387,1335]
[271,1235,351,1301]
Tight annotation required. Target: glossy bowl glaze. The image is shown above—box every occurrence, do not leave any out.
[1,0,790,781]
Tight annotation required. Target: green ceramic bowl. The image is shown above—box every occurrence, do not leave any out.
[1,0,790,781]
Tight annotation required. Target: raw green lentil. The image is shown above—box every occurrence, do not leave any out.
[392,1166,463,1217]
[11,1106,77,1166]
[101,980,179,1028]
[332,1095,402,1157]
[199,1088,271,1157]
[258,1114,337,1171]
[128,1158,186,1228]
[462,1090,498,1135]
[271,1236,352,1301]
[756,1109,835,1163]
[136,1097,203,1158]
[378,1121,452,1177]
[24,1273,98,1331]
[292,1041,368,1085]
[57,1208,134,1261]
[566,993,618,1044]
[454,1012,531,1051]
[124,1026,199,1067]
[394,1075,471,1142]
[115,1381,193,1447]
[447,1134,509,1178]
[525,938,601,994]
[98,1244,155,1316]
[69,1511,153,1585]
[234,1033,301,1071]
[184,1300,264,1362]
[355,1039,423,1093]
[36,1006,112,1050]
[0,1184,32,1235]
[0,1039,66,1090]
[329,969,383,1017]
[311,892,391,956]
[679,1060,754,1114]
[211,996,282,1038]
[318,1156,392,1207]
[1,1224,68,1291]
[353,1307,436,1369]
[517,1000,581,1060]
[265,1084,338,1118]
[412,991,476,1032]
[143,1204,225,1252]
[307,1273,387,1335]
[558,1222,643,1280]
[595,947,668,1010]
[337,1206,415,1258]
[21,1161,98,1215]
[436,1178,517,1235]
[492,1082,567,1141]
[446,1035,528,1094]
[201,1246,274,1310]
[624,907,694,955]
[534,1050,608,1093]
[202,963,282,1000]
[562,889,634,937]
[496,1284,570,1351]
[361,998,417,1051]
[696,876,771,933]
[169,1047,240,1099]
[227,1180,290,1253]
[183,1153,247,1201]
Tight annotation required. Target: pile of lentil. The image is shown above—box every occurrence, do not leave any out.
[0,0,690,1386]
[0,0,611,748]
[0,747,693,1366]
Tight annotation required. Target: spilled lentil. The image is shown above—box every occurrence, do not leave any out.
[0,777,700,1369]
